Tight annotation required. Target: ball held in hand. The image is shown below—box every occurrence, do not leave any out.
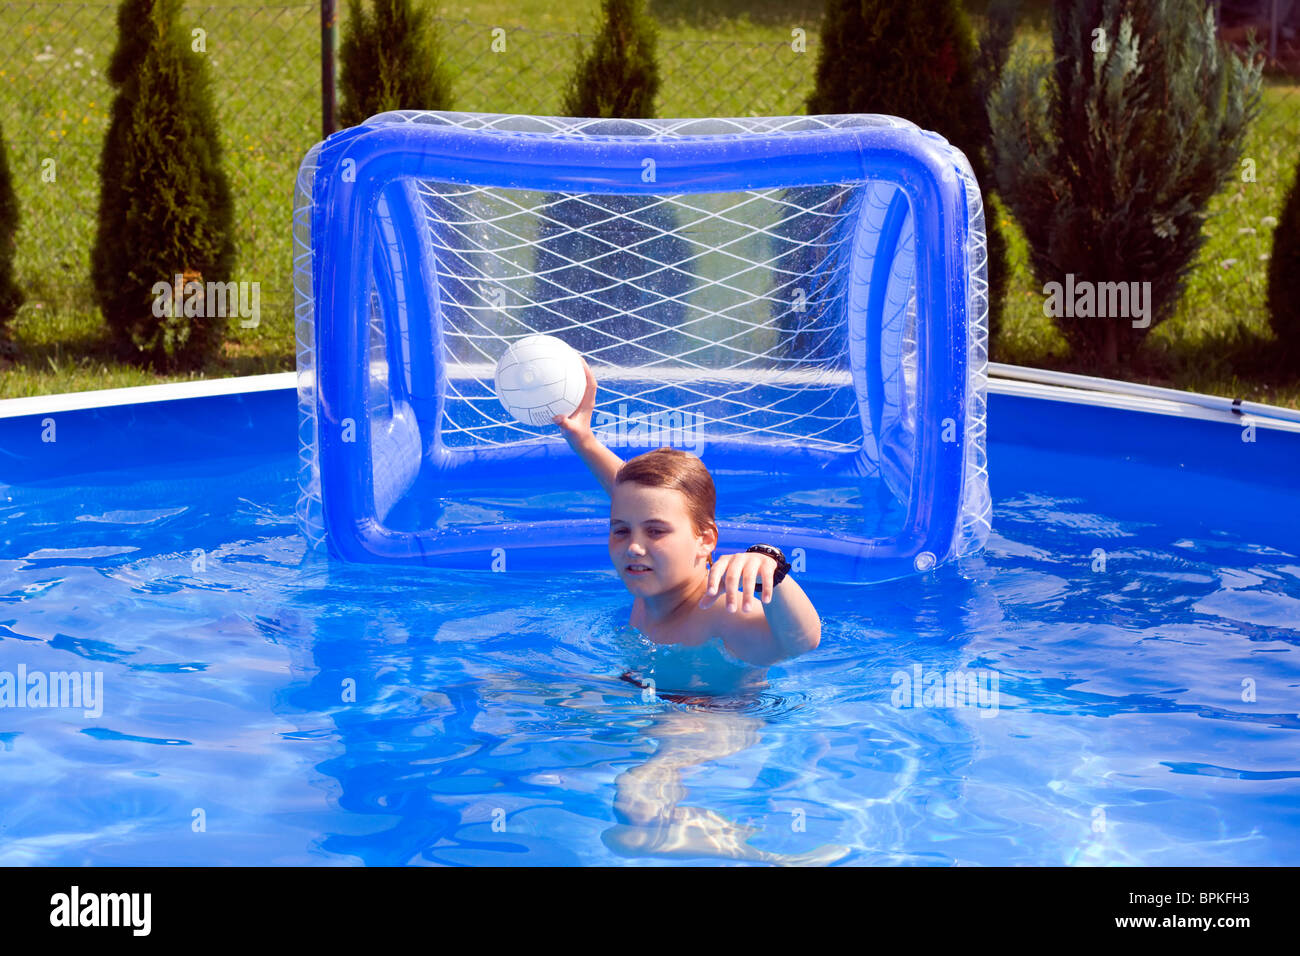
[494,334,587,426]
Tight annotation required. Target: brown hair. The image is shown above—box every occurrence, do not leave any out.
[615,447,718,567]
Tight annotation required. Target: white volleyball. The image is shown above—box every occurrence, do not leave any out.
[494,334,586,426]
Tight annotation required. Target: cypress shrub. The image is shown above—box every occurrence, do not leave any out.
[974,0,1021,104]
[802,0,1012,349]
[338,0,452,128]
[532,0,694,367]
[1266,157,1300,363]
[990,0,1262,369]
[0,120,22,357]
[559,0,658,118]
[91,0,236,371]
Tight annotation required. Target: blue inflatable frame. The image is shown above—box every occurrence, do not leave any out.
[294,112,991,583]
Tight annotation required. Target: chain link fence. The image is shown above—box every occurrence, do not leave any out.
[0,1,1296,351]
[0,2,815,334]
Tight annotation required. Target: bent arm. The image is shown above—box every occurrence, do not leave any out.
[707,554,822,664]
[761,575,821,658]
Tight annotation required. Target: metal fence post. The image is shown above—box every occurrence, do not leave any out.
[1270,0,1279,65]
[322,0,337,137]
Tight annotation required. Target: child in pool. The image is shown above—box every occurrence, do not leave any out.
[552,357,821,677]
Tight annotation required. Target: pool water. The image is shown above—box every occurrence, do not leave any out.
[1,395,1298,866]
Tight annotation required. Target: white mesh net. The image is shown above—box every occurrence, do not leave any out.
[421,180,870,453]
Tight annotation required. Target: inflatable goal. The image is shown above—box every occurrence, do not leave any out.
[293,111,991,583]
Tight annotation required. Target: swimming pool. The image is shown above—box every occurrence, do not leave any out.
[1,369,1297,866]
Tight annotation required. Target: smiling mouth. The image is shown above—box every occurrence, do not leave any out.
[626,564,652,574]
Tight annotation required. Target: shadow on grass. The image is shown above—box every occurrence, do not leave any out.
[1149,324,1300,392]
[649,0,825,28]
[1,324,293,385]
[1,324,122,371]
[653,0,1057,32]
[210,352,296,378]
[1001,322,1299,399]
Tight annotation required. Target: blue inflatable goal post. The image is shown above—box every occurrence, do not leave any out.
[293,111,991,583]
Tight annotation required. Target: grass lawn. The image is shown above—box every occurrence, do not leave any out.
[0,0,1297,408]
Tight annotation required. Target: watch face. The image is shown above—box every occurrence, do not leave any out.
[749,545,788,575]
[749,544,788,575]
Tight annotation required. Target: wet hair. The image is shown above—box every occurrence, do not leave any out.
[614,447,719,567]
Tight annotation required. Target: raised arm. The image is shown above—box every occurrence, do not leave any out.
[553,358,624,497]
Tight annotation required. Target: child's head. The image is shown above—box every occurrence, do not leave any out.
[609,447,718,593]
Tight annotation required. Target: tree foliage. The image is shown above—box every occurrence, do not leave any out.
[990,0,1262,368]
[338,0,453,128]
[560,0,660,119]
[532,0,693,366]
[91,0,237,371]
[1266,157,1300,362]
[0,120,22,354]
[805,0,1014,346]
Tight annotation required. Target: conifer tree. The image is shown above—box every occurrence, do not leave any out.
[0,120,22,357]
[338,0,452,128]
[802,0,1012,348]
[559,0,659,119]
[91,0,236,371]
[1266,157,1300,362]
[532,0,693,367]
[974,0,1021,105]
[990,0,1262,368]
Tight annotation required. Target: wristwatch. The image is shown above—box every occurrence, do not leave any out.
[746,543,791,592]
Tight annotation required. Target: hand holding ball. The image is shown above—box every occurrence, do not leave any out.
[494,334,587,426]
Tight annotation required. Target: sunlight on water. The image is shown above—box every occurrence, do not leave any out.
[0,444,1297,866]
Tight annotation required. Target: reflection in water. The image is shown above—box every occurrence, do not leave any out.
[278,580,861,865]
[601,615,849,864]
[601,705,851,865]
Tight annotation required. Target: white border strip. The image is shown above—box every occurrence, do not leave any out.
[0,372,296,419]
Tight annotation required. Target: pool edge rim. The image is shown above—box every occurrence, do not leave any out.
[1,366,1297,434]
[0,371,297,419]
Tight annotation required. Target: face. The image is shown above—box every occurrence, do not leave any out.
[609,482,715,593]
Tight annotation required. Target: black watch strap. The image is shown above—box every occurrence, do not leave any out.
[746,543,791,588]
